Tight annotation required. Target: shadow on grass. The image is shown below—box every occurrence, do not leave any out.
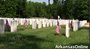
[17,25,32,32]
[79,27,89,30]
[0,33,52,49]
[61,33,65,36]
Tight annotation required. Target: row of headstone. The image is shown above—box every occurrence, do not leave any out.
[0,19,18,33]
[31,19,59,29]
[65,19,87,38]
[0,18,87,34]
[65,20,79,38]
[0,18,87,27]
[14,18,86,30]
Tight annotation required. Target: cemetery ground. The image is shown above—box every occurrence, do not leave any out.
[0,25,89,49]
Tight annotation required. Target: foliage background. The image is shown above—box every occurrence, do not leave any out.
[0,0,89,20]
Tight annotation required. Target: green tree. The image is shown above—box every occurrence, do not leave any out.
[0,0,5,17]
[5,0,18,17]
[73,0,88,20]
[64,0,75,19]
[26,1,48,18]
[17,0,27,18]
[26,2,36,17]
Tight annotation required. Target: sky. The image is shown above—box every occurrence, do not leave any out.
[27,0,53,5]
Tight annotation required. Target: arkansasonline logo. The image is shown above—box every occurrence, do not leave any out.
[55,45,88,49]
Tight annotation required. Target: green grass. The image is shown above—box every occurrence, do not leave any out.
[0,25,89,49]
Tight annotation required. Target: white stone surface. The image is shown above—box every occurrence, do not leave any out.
[32,20,37,29]
[10,20,18,32]
[46,20,50,27]
[79,20,87,27]
[73,20,79,31]
[37,20,42,29]
[65,20,70,38]
[48,19,53,27]
[42,19,46,28]
[53,20,57,26]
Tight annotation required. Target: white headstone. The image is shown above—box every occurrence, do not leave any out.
[52,20,57,26]
[46,20,50,27]
[32,20,37,29]
[10,20,18,32]
[20,19,25,25]
[0,19,5,33]
[79,20,87,27]
[29,19,32,25]
[73,20,79,31]
[42,19,46,28]
[49,20,53,27]
[37,21,42,29]
[65,20,70,38]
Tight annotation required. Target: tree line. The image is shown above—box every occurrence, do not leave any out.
[0,0,89,20]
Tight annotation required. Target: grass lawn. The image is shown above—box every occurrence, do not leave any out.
[0,25,89,49]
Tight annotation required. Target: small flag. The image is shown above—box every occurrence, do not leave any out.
[55,20,61,34]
